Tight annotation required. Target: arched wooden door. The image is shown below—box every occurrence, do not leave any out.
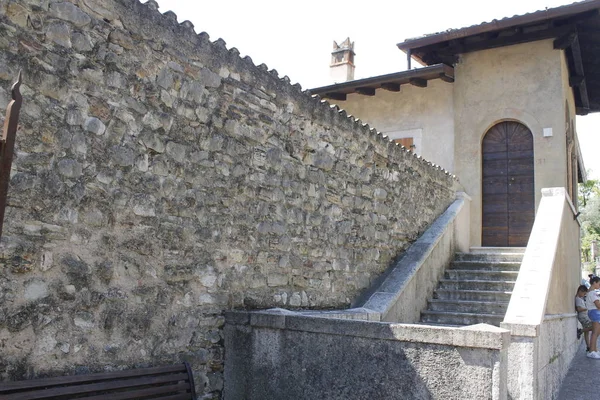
[482,122,534,247]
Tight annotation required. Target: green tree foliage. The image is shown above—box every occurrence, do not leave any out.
[579,176,600,263]
[579,179,599,207]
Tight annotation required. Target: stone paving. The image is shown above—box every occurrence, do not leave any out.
[557,341,600,400]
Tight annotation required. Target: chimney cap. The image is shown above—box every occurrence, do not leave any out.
[333,37,355,54]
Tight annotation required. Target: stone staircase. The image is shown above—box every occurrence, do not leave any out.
[420,247,524,327]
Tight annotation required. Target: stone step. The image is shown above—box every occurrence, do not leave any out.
[415,321,464,328]
[419,250,521,328]
[420,310,504,326]
[445,269,519,281]
[438,279,516,291]
[469,246,526,255]
[427,299,509,315]
[454,252,524,263]
[434,289,512,302]
[449,260,522,271]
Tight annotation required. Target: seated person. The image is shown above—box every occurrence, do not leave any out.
[575,285,593,352]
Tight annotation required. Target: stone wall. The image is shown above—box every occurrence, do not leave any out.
[0,0,456,397]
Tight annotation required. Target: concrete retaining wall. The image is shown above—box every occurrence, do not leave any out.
[224,310,509,400]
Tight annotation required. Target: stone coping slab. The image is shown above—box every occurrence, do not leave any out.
[226,309,510,350]
[360,194,469,316]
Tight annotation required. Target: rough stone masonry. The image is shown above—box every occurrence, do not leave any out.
[0,0,457,397]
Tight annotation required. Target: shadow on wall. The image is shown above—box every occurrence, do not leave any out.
[224,311,507,400]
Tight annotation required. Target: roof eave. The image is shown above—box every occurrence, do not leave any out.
[309,64,454,100]
[397,0,600,51]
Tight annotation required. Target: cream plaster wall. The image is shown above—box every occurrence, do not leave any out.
[453,40,570,246]
[329,39,576,247]
[335,80,455,172]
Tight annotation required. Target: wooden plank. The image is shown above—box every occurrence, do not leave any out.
[483,214,509,228]
[409,78,427,88]
[482,127,507,153]
[508,162,534,175]
[355,87,376,96]
[380,83,400,92]
[482,178,508,195]
[156,394,193,400]
[482,231,508,247]
[81,382,190,400]
[483,152,509,162]
[506,149,534,159]
[482,158,508,177]
[4,373,190,400]
[482,194,508,213]
[0,365,188,392]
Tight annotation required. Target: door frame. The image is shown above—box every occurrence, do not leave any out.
[480,119,535,247]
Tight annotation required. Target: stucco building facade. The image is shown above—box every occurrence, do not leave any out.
[311,3,597,248]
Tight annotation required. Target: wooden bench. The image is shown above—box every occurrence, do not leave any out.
[0,363,196,400]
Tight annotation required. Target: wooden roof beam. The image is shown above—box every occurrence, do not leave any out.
[355,87,376,96]
[380,83,401,92]
[576,106,590,115]
[324,92,347,101]
[439,73,454,83]
[435,25,576,57]
[570,34,591,111]
[569,75,585,87]
[554,32,577,49]
[409,78,427,88]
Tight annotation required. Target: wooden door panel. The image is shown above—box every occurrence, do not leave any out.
[483,159,508,177]
[482,129,507,153]
[483,178,508,194]
[508,234,530,247]
[508,198,534,213]
[507,150,534,159]
[508,213,534,247]
[509,184,534,195]
[508,136,533,151]
[483,194,508,213]
[482,229,508,247]
[482,121,534,247]
[484,213,509,227]
[483,151,510,160]
[508,160,534,175]
[508,213,534,225]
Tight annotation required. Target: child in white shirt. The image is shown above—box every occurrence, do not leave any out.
[585,276,600,359]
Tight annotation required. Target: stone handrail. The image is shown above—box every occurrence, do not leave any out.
[359,192,471,322]
[501,187,581,400]
[502,187,580,328]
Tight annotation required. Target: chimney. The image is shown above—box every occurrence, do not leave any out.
[330,38,355,83]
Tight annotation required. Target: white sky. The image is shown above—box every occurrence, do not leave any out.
[146,0,600,179]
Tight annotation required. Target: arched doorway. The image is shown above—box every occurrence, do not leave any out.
[482,121,534,247]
